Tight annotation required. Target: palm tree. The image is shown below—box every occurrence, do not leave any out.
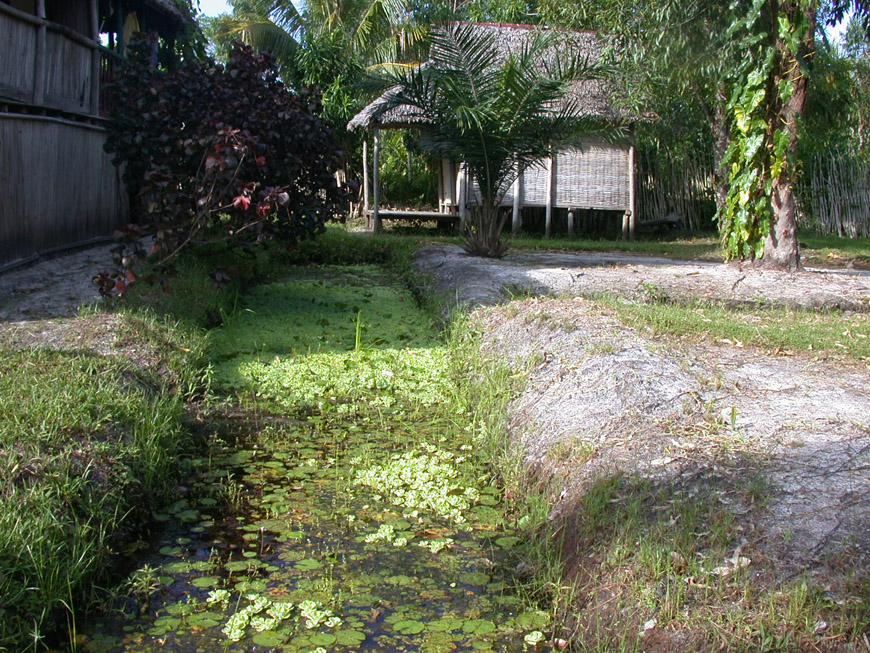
[365,22,615,256]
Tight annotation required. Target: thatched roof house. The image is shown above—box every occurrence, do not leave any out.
[348,22,640,238]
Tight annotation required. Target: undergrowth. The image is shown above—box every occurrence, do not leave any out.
[448,303,870,651]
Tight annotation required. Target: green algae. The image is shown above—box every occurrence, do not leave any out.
[81,266,549,652]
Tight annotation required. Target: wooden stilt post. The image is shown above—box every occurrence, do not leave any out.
[362,137,370,228]
[628,144,637,240]
[511,171,522,233]
[545,151,554,238]
[567,209,574,238]
[457,163,468,232]
[372,128,381,234]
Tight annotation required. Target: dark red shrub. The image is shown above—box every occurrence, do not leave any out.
[100,38,351,295]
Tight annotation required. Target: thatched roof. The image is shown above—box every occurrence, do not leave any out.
[143,0,188,23]
[348,22,629,132]
[130,0,191,33]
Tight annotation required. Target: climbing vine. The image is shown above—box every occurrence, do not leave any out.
[719,0,812,262]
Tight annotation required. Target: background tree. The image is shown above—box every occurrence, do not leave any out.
[841,14,870,157]
[365,23,612,256]
[541,0,870,269]
[539,0,735,221]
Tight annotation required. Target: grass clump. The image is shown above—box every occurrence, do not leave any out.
[0,346,192,648]
[551,473,870,651]
[0,261,216,650]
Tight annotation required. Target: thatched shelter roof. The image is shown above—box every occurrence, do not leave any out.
[143,0,188,24]
[121,0,192,34]
[348,22,630,132]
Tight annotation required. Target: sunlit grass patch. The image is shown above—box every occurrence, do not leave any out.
[509,233,723,261]
[595,295,870,363]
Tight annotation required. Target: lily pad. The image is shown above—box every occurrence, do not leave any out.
[294,558,322,570]
[190,575,220,588]
[252,630,287,647]
[393,620,426,635]
[158,545,182,556]
[175,509,199,522]
[462,619,496,635]
[427,618,464,632]
[494,536,521,549]
[309,632,337,646]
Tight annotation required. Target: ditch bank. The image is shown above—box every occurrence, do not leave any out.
[417,244,870,650]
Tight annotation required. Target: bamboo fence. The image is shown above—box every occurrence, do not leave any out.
[0,114,127,271]
[635,147,716,230]
[799,152,870,237]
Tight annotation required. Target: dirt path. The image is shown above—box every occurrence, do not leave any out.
[0,244,115,322]
[415,244,870,316]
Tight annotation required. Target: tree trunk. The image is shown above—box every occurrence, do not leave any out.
[762,1,815,271]
[765,173,802,270]
[700,85,730,216]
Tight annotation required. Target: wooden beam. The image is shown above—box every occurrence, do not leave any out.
[115,0,124,56]
[545,151,554,238]
[511,171,522,233]
[32,0,46,106]
[372,128,381,233]
[89,0,100,115]
[629,144,637,240]
[567,209,574,238]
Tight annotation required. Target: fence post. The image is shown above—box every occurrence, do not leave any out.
[32,0,46,106]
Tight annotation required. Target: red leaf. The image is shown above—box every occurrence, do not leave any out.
[205,155,223,171]
[126,269,137,283]
[115,280,127,295]
[255,155,266,166]
[232,195,251,211]
[256,203,270,218]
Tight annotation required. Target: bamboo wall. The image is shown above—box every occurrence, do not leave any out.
[0,114,127,270]
[0,4,98,114]
[458,137,632,211]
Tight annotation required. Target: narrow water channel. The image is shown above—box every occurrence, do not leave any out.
[81,266,548,652]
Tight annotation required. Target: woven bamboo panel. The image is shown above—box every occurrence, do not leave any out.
[551,139,630,210]
[0,116,127,268]
[0,12,36,101]
[801,153,870,237]
[456,138,631,211]
[44,29,92,113]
